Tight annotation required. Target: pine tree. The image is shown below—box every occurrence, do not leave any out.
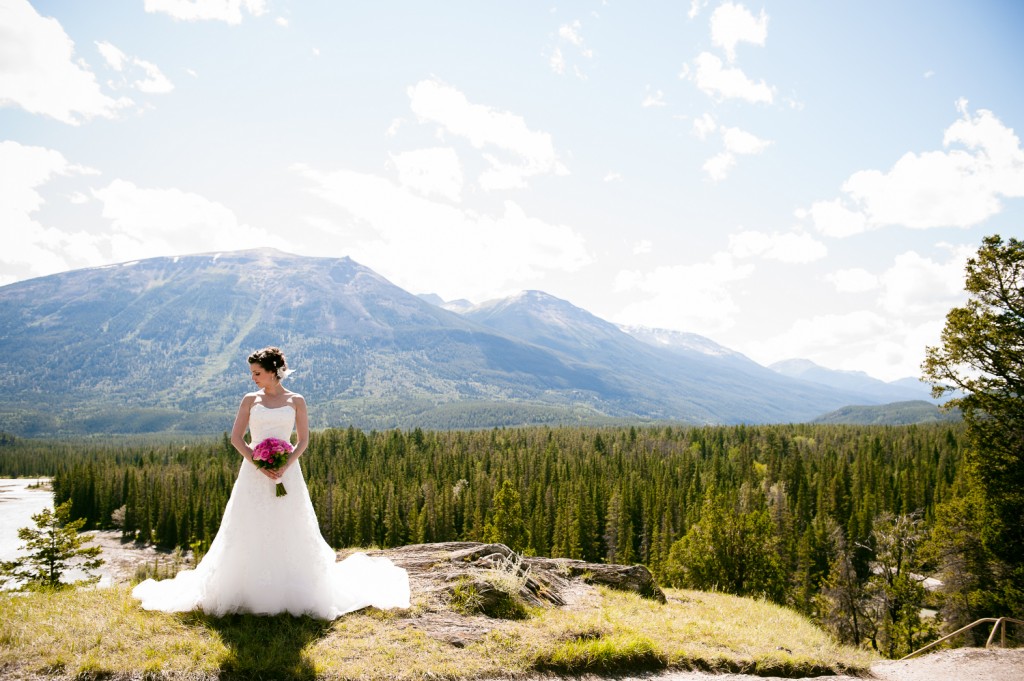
[0,501,104,590]
[923,234,1024,616]
[603,491,623,563]
[864,512,928,658]
[484,479,527,552]
[816,522,867,646]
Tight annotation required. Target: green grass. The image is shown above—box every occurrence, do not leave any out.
[0,585,878,680]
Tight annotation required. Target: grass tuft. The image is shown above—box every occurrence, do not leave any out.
[534,632,665,673]
[445,552,533,620]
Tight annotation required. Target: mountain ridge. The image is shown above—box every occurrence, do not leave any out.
[0,249,944,436]
[768,358,936,405]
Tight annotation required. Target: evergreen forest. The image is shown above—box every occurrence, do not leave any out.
[0,422,967,657]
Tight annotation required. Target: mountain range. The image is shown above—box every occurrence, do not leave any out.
[0,249,950,436]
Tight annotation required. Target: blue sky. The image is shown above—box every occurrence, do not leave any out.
[2,0,1023,381]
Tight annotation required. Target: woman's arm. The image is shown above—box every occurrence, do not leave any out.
[230,394,256,463]
[288,394,309,468]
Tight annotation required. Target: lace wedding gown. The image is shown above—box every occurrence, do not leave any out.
[132,403,410,619]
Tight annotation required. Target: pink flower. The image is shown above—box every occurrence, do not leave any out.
[252,437,293,496]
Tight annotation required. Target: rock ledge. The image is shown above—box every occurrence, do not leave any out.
[357,542,667,647]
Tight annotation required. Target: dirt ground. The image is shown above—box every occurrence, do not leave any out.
[566,648,1024,681]
[868,647,1024,681]
[82,530,194,585]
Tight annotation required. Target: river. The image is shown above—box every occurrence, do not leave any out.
[0,478,130,588]
[0,478,52,562]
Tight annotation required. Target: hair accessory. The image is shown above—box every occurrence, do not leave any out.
[276,367,296,380]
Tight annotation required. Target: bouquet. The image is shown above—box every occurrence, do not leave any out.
[252,437,293,497]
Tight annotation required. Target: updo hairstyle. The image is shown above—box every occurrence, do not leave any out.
[248,346,287,377]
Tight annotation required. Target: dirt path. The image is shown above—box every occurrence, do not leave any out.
[869,647,1024,681]
[579,648,1024,681]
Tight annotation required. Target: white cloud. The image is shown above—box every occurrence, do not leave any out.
[689,52,773,104]
[96,41,174,95]
[826,268,878,293]
[754,309,891,371]
[805,103,1024,235]
[0,0,127,125]
[292,163,592,301]
[275,16,288,27]
[549,47,566,75]
[558,20,593,58]
[642,87,667,108]
[701,125,772,181]
[799,199,868,238]
[703,152,735,181]
[96,41,128,71]
[134,59,174,93]
[722,126,771,155]
[0,141,95,218]
[407,78,568,190]
[778,310,890,352]
[92,179,287,262]
[878,246,972,316]
[390,147,463,202]
[559,21,583,46]
[843,151,999,228]
[692,112,717,140]
[604,171,623,182]
[688,0,710,20]
[550,19,593,77]
[749,245,973,380]
[632,240,652,254]
[144,0,267,24]
[613,253,755,335]
[750,308,947,382]
[710,2,768,62]
[0,141,102,279]
[729,229,826,263]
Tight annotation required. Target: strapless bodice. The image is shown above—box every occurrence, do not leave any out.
[249,404,296,444]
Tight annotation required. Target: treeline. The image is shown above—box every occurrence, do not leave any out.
[0,423,966,655]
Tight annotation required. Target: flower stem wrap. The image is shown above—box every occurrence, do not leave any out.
[251,437,293,497]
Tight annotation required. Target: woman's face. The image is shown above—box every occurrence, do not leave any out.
[249,363,278,390]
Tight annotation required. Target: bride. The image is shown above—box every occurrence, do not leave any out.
[132,347,410,619]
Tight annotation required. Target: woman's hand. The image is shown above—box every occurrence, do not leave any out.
[260,466,283,480]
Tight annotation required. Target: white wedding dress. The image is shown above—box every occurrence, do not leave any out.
[132,403,410,619]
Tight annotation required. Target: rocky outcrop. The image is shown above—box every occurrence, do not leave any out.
[525,556,667,603]
[356,542,667,647]
[381,542,665,606]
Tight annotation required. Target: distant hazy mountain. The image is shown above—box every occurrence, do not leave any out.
[457,290,884,424]
[0,249,942,436]
[620,325,759,368]
[417,293,475,314]
[812,401,961,426]
[769,358,938,405]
